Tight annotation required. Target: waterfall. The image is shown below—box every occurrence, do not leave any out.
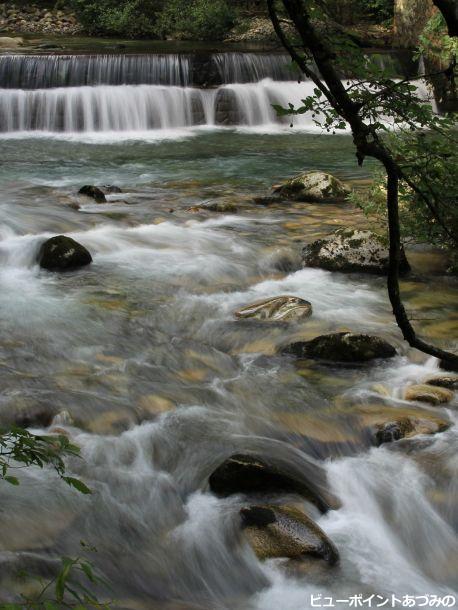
[213,53,300,83]
[0,52,436,135]
[0,54,192,88]
[0,79,320,134]
[0,53,297,89]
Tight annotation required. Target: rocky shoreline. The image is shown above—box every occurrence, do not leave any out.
[0,3,81,36]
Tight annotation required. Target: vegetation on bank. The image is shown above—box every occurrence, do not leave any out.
[1,0,395,40]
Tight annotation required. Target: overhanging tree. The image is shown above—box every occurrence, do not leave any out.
[267,0,458,370]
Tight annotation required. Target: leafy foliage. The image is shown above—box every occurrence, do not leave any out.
[349,126,458,271]
[154,0,236,41]
[0,426,90,493]
[2,553,112,609]
[68,0,235,39]
[68,0,160,37]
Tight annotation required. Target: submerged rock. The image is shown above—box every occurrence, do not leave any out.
[302,229,410,275]
[235,296,312,322]
[424,375,458,391]
[209,454,331,513]
[240,505,339,564]
[188,201,238,213]
[37,235,92,271]
[374,416,449,446]
[283,332,396,363]
[78,185,107,203]
[273,170,350,203]
[404,384,453,405]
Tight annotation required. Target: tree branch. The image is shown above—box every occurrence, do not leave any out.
[270,0,458,369]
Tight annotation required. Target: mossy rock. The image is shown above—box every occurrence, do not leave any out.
[302,229,410,275]
[273,170,350,203]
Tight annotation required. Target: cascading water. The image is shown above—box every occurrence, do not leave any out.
[0,53,319,134]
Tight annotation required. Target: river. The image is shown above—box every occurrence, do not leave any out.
[0,50,456,609]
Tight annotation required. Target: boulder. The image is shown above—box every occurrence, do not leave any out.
[235,295,312,322]
[78,185,106,203]
[240,505,339,564]
[404,384,453,405]
[424,375,458,391]
[273,170,350,203]
[302,229,410,275]
[37,236,92,271]
[209,454,331,513]
[374,416,449,446]
[283,332,396,363]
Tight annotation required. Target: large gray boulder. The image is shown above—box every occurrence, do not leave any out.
[273,170,350,202]
[37,236,92,271]
[302,229,410,275]
[240,505,339,564]
[283,332,396,363]
[235,295,312,322]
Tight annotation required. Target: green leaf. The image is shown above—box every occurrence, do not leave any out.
[4,475,19,485]
[63,477,92,495]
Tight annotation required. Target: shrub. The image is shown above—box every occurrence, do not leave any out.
[69,0,161,37]
[156,0,236,41]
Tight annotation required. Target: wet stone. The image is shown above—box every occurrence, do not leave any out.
[282,332,396,364]
[235,295,312,322]
[404,384,454,405]
[209,453,332,513]
[37,235,92,271]
[240,504,339,564]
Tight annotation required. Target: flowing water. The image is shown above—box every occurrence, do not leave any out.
[0,52,457,609]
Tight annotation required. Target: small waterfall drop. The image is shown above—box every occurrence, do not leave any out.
[0,52,436,136]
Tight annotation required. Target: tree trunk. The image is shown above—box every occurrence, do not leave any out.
[393,0,435,47]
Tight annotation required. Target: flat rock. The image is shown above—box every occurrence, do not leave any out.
[374,416,449,445]
[283,332,396,363]
[241,505,339,564]
[302,229,410,275]
[235,295,312,322]
[209,454,332,513]
[37,235,92,271]
[424,375,458,391]
[273,170,350,203]
[404,384,453,405]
